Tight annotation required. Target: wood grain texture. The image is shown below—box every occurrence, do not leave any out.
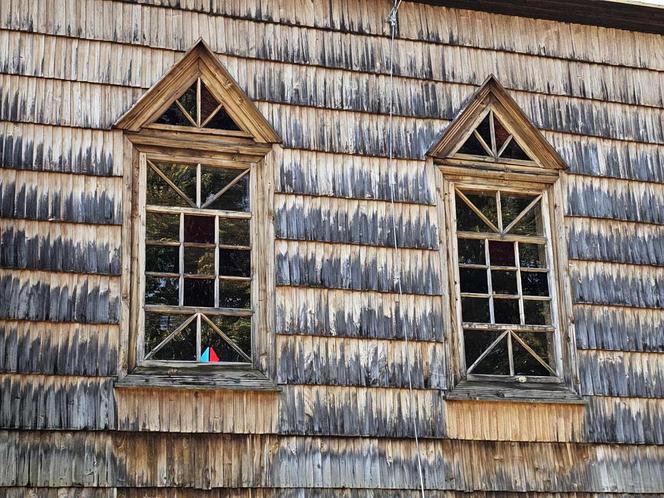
[0,321,119,376]
[579,350,664,397]
[0,270,120,324]
[0,219,122,275]
[275,287,444,341]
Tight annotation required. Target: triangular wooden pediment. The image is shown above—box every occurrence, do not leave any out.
[115,39,280,144]
[428,76,566,170]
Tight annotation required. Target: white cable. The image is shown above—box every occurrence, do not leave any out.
[386,2,426,497]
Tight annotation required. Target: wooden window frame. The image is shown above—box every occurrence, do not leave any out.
[117,130,279,391]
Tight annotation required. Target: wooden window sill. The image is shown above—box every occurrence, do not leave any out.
[445,380,584,404]
[114,364,280,392]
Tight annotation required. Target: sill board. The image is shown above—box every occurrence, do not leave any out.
[115,364,280,392]
[446,380,585,405]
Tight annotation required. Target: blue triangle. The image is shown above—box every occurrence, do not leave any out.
[201,347,210,362]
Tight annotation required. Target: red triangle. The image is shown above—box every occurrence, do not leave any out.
[209,347,220,362]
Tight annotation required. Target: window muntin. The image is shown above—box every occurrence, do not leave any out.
[142,159,252,364]
[454,187,559,379]
[456,110,530,161]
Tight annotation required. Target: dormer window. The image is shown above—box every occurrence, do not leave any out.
[429,77,580,402]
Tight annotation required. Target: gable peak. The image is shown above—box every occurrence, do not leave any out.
[428,76,566,170]
[114,39,280,144]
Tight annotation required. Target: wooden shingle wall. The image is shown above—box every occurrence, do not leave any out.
[0,0,663,494]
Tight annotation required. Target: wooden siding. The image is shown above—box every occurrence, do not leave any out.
[1,0,663,495]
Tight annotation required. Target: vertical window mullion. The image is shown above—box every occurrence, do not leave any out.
[507,331,515,376]
[496,190,503,233]
[179,211,184,307]
[214,215,220,308]
[196,163,202,208]
[196,313,202,361]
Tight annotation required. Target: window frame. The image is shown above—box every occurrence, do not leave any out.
[119,133,277,389]
[448,181,564,384]
[136,152,255,368]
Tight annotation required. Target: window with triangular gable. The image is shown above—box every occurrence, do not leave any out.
[429,76,579,402]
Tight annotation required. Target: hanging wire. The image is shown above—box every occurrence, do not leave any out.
[386,1,426,496]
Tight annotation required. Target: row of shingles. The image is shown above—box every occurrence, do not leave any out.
[2,5,664,152]
[19,0,664,73]
[3,430,664,492]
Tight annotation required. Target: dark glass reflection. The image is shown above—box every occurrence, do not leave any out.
[219,280,251,309]
[459,133,490,156]
[206,106,242,131]
[524,300,551,325]
[521,271,550,297]
[519,243,547,268]
[510,201,543,236]
[177,83,198,123]
[500,138,530,160]
[184,278,215,307]
[207,172,250,212]
[488,240,515,266]
[155,102,191,126]
[145,245,179,273]
[492,270,517,295]
[219,249,251,277]
[147,166,189,207]
[154,162,196,203]
[145,276,179,305]
[184,215,215,243]
[461,297,490,323]
[146,212,179,242]
[494,298,520,324]
[459,268,488,294]
[200,81,220,123]
[513,332,553,376]
[493,117,511,151]
[465,331,509,375]
[184,247,215,275]
[476,114,492,147]
[144,312,188,355]
[219,218,251,246]
[501,193,536,229]
[152,320,197,361]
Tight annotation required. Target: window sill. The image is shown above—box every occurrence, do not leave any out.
[446,380,584,404]
[114,364,281,392]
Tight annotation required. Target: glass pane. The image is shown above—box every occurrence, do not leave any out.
[145,245,179,273]
[200,81,220,124]
[519,243,546,268]
[200,167,249,209]
[465,331,509,375]
[219,218,250,246]
[184,247,215,275]
[154,102,191,127]
[494,298,519,324]
[146,166,189,207]
[493,117,511,151]
[510,200,544,236]
[219,249,251,277]
[457,238,485,265]
[456,192,496,232]
[513,332,554,376]
[152,318,197,361]
[501,193,536,229]
[146,212,179,242]
[177,82,197,124]
[203,315,252,362]
[207,171,250,212]
[184,278,215,307]
[219,279,251,309]
[461,297,490,323]
[464,192,498,228]
[144,313,190,357]
[476,114,492,148]
[459,268,488,293]
[492,270,517,295]
[184,215,215,243]
[500,138,530,161]
[521,272,550,297]
[145,276,179,305]
[205,106,241,131]
[524,300,551,325]
[152,162,196,203]
[488,240,515,266]
[458,132,489,156]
